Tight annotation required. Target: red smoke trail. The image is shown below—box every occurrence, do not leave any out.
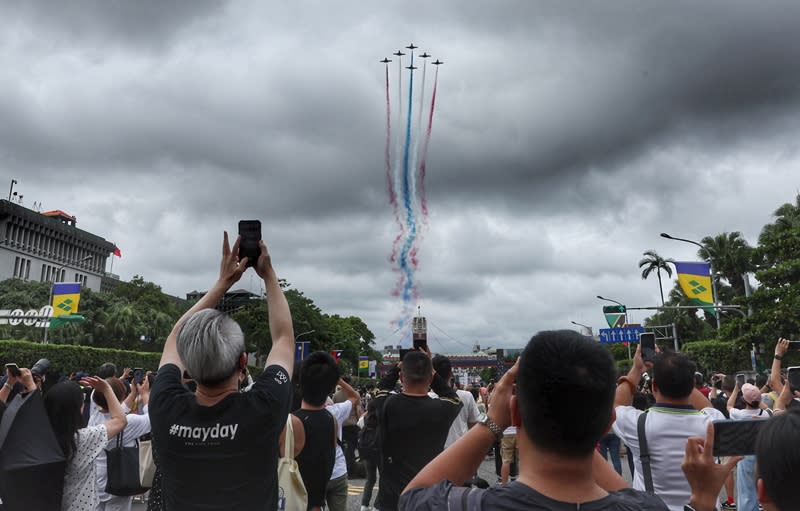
[418,67,438,218]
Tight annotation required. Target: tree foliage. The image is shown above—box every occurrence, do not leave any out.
[638,250,674,305]
[0,277,377,366]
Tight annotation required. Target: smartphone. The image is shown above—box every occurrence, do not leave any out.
[133,368,144,385]
[712,419,768,457]
[640,333,656,362]
[788,366,800,393]
[736,373,746,387]
[4,363,21,377]
[413,338,429,353]
[787,341,800,351]
[238,220,262,268]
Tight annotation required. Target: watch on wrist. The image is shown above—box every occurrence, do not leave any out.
[477,413,504,441]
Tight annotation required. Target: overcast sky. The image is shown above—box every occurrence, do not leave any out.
[4,1,800,352]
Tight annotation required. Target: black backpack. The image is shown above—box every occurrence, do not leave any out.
[357,424,378,460]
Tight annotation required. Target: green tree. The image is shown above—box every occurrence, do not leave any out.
[643,282,715,344]
[739,195,800,352]
[697,232,753,297]
[638,250,674,305]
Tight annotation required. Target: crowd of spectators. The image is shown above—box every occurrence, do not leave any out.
[2,234,800,511]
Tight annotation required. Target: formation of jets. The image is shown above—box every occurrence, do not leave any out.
[382,45,443,68]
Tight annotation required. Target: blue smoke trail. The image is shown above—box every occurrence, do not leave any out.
[398,50,417,333]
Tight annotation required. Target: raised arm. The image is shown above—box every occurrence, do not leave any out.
[337,377,360,410]
[770,338,789,394]
[83,376,127,439]
[257,240,294,377]
[614,344,647,408]
[160,231,248,370]
[726,381,740,411]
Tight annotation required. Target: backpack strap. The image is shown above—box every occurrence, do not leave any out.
[637,410,655,495]
[447,485,482,511]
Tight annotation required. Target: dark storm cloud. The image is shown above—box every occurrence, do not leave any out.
[4,1,800,347]
[4,1,223,50]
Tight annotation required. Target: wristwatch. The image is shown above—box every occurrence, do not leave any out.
[477,413,504,441]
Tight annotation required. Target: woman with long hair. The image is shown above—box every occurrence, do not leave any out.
[44,376,127,511]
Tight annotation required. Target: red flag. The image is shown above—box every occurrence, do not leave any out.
[113,247,122,258]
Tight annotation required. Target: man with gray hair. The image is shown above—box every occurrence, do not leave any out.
[149,232,295,511]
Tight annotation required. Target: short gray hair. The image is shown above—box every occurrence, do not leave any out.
[177,309,245,385]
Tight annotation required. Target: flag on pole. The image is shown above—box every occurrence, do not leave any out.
[359,356,369,376]
[674,261,716,315]
[51,282,81,318]
[113,247,122,258]
[295,341,311,361]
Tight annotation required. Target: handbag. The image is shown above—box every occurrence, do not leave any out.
[105,429,149,496]
[138,437,156,488]
[277,415,308,511]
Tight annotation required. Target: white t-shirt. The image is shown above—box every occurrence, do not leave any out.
[728,407,771,421]
[89,406,152,502]
[427,389,481,448]
[443,389,480,448]
[62,424,108,511]
[326,400,353,480]
[613,404,725,511]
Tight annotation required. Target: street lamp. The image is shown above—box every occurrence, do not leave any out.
[295,329,315,341]
[43,255,92,344]
[570,321,593,336]
[660,232,721,329]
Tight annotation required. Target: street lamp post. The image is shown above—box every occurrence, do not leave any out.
[295,329,315,341]
[570,321,593,336]
[660,232,721,329]
[43,255,92,344]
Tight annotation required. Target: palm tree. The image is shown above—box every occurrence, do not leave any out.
[697,232,753,297]
[639,250,674,305]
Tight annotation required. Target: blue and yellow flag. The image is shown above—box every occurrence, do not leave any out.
[51,282,81,318]
[674,262,716,316]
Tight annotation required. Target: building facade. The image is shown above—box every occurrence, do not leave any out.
[0,199,116,291]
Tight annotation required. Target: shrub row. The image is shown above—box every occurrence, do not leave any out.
[0,339,162,378]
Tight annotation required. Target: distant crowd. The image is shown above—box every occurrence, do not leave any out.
[2,233,800,511]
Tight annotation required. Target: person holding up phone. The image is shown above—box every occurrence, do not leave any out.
[149,230,295,511]
[725,381,772,511]
[612,344,725,511]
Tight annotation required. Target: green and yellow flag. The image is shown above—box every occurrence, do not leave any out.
[674,262,716,316]
[51,282,81,317]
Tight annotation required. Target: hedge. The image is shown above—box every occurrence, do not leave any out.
[680,340,752,376]
[0,340,162,378]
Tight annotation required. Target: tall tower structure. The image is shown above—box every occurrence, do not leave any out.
[412,316,427,345]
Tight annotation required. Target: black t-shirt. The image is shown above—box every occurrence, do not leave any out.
[400,480,669,511]
[149,364,292,511]
[374,369,462,511]
[293,408,336,508]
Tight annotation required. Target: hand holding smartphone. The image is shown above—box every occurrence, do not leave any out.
[5,363,21,378]
[238,220,262,268]
[639,333,656,363]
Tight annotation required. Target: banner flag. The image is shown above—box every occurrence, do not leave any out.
[51,282,81,318]
[674,261,716,315]
[295,341,311,361]
[358,356,369,369]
